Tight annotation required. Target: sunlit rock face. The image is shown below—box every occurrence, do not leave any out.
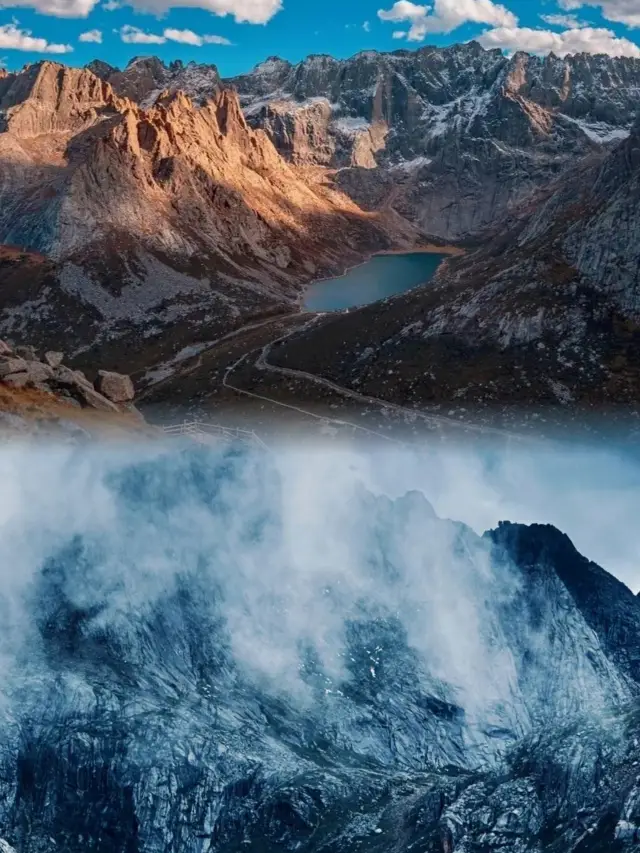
[0,442,639,851]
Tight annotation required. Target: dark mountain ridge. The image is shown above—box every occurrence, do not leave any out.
[0,443,639,850]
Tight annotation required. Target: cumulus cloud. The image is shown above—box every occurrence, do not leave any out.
[477,24,640,57]
[560,0,640,29]
[78,27,102,41]
[378,0,517,41]
[119,24,231,44]
[0,0,280,23]
[163,27,232,44]
[0,21,72,51]
[119,24,165,43]
[0,0,95,16]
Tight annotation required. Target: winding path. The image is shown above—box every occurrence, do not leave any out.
[222,316,524,442]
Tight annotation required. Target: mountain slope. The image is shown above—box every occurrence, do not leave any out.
[269,123,640,418]
[0,444,639,850]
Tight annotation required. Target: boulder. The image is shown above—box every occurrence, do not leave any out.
[75,384,120,413]
[0,357,28,377]
[44,351,64,368]
[2,372,30,388]
[25,362,54,384]
[14,345,37,361]
[0,340,12,356]
[53,365,91,388]
[95,370,135,403]
[50,365,119,411]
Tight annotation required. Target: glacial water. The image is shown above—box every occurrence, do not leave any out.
[303,251,446,311]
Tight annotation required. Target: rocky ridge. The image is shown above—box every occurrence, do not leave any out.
[87,55,221,108]
[229,43,640,240]
[86,45,640,242]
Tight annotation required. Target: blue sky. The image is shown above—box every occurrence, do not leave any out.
[1,0,639,74]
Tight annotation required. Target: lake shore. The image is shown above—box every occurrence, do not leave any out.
[376,244,465,258]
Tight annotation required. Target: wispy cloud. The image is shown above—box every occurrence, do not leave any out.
[559,0,640,29]
[119,24,231,45]
[540,13,586,28]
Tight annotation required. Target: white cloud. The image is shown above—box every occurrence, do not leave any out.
[119,24,231,44]
[0,0,280,23]
[119,24,166,43]
[363,20,370,32]
[79,27,102,41]
[0,21,73,51]
[477,24,640,57]
[560,0,640,29]
[0,0,95,16]
[163,26,231,44]
[378,0,517,41]
[540,13,586,28]
[102,0,120,8]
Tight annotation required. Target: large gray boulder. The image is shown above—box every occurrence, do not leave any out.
[95,370,135,403]
[44,350,64,368]
[74,383,120,413]
[14,344,37,361]
[25,362,54,384]
[0,357,28,377]
[52,365,119,411]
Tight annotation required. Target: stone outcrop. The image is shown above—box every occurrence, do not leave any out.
[0,340,133,414]
[95,369,135,402]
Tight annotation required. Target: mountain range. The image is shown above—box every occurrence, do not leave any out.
[0,44,639,418]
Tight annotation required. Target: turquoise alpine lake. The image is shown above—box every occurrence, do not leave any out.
[303,252,446,312]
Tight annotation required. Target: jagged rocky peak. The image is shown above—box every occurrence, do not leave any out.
[231,42,640,237]
[90,54,222,107]
[86,58,118,80]
[0,61,121,136]
[0,451,639,850]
